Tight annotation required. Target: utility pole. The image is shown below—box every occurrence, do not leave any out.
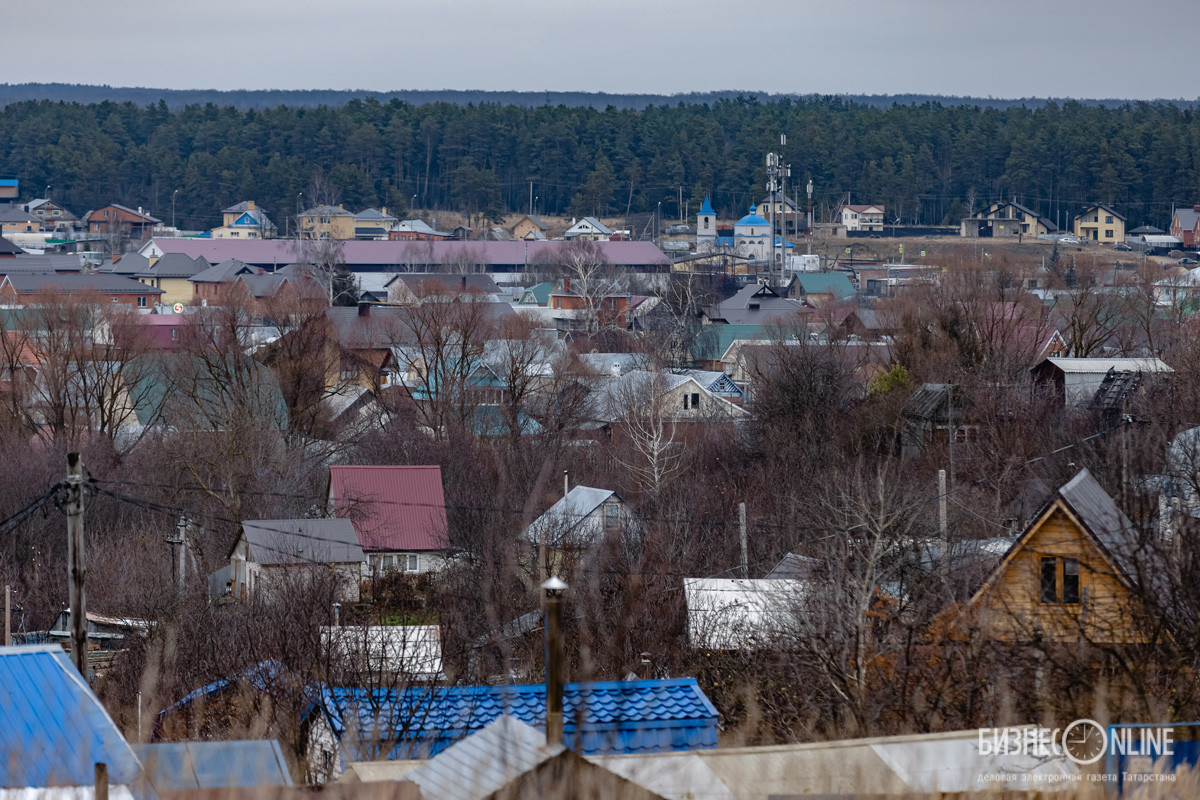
[4,585,10,646]
[542,576,567,747]
[738,502,748,578]
[66,453,87,677]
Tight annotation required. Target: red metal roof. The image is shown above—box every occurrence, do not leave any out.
[328,465,448,552]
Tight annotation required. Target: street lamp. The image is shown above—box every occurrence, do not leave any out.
[172,188,179,230]
[411,194,417,211]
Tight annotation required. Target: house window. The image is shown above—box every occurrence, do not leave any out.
[603,501,620,531]
[1040,556,1081,604]
[404,554,419,572]
[1041,556,1058,603]
[137,296,147,308]
[1063,558,1080,604]
[1105,215,1114,224]
[170,328,178,341]
[703,218,709,230]
[691,392,701,409]
[382,554,395,573]
[1105,230,1114,238]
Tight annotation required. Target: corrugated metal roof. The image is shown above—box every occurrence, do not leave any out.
[1042,357,1173,374]
[401,715,562,800]
[132,741,292,789]
[328,465,448,552]
[0,644,143,789]
[319,678,719,760]
[241,519,364,565]
[523,485,617,548]
[684,578,808,650]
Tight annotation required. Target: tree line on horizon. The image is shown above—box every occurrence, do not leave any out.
[1,94,1199,233]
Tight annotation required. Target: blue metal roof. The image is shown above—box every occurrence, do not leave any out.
[317,677,719,760]
[0,645,144,789]
[132,741,292,789]
[699,196,715,216]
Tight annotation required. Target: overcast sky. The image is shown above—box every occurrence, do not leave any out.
[8,0,1188,100]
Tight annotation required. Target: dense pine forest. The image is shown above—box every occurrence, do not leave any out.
[2,93,1199,232]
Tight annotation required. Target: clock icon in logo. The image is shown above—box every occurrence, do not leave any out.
[1062,719,1107,765]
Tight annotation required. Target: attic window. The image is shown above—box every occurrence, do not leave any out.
[602,501,620,531]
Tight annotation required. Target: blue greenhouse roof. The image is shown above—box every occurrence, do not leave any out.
[0,645,144,789]
[132,741,292,789]
[317,677,718,760]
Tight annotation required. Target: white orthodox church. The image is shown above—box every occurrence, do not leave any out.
[695,195,773,261]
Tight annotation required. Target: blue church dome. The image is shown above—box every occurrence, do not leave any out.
[736,205,769,227]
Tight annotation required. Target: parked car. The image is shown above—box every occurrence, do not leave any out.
[1114,243,1133,251]
[1181,258,1197,265]
[1058,235,1079,243]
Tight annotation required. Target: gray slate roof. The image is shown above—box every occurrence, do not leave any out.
[241,519,364,565]
[138,252,211,278]
[1174,209,1200,232]
[104,252,150,276]
[1057,468,1139,582]
[191,258,257,283]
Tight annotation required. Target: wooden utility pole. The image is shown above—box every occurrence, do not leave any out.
[66,453,87,677]
[4,584,10,646]
[94,763,108,800]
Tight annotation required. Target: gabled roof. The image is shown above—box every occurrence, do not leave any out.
[228,209,276,231]
[523,485,620,547]
[318,677,719,759]
[0,237,24,256]
[102,203,161,223]
[104,252,150,276]
[566,216,614,235]
[239,519,364,565]
[704,282,811,325]
[138,252,210,278]
[0,644,143,788]
[355,208,398,223]
[402,715,564,800]
[1074,203,1127,222]
[1036,356,1173,375]
[684,578,808,650]
[300,204,354,217]
[518,280,555,305]
[328,465,449,552]
[843,204,885,213]
[1173,208,1200,231]
[190,258,257,283]
[971,469,1142,604]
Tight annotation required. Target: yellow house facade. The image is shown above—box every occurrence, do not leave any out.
[299,205,356,240]
[1073,204,1126,243]
[968,469,1146,645]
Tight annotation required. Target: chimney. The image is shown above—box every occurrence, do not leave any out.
[358,301,370,317]
[563,277,571,293]
[247,200,255,210]
[542,576,568,748]
[381,206,387,217]
[338,204,344,212]
[461,275,467,289]
[1193,205,1200,214]
[611,361,621,377]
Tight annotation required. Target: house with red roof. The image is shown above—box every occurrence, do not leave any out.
[327,465,450,575]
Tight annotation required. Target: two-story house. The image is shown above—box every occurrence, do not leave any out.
[211,200,277,239]
[298,204,356,240]
[839,204,885,232]
[1169,205,1200,248]
[86,204,160,240]
[563,217,614,241]
[1073,204,1126,243]
[963,201,1056,238]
